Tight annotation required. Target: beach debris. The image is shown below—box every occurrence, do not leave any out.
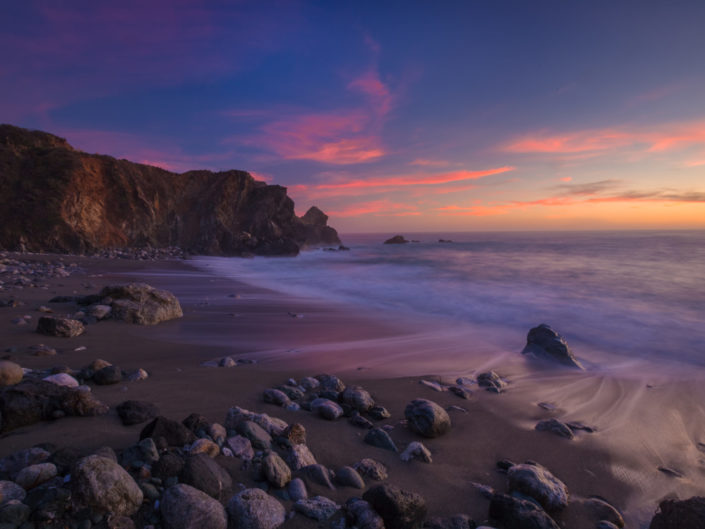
[649,496,705,529]
[477,371,506,393]
[400,441,433,463]
[364,427,399,452]
[227,488,285,529]
[657,466,684,478]
[36,316,85,337]
[489,493,559,529]
[535,418,575,440]
[521,323,583,369]
[419,380,445,392]
[161,483,227,529]
[295,496,341,520]
[404,399,452,438]
[507,463,568,512]
[0,360,23,386]
[362,483,427,529]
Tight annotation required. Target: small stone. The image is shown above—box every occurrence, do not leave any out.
[353,459,388,481]
[0,361,23,386]
[303,464,335,490]
[334,466,365,489]
[127,368,149,381]
[311,398,343,420]
[236,421,272,450]
[420,380,444,392]
[219,356,237,368]
[161,483,227,529]
[404,399,451,438]
[288,478,307,501]
[507,463,568,512]
[368,406,391,421]
[226,436,254,460]
[278,423,306,446]
[362,484,427,529]
[190,439,220,458]
[88,304,112,320]
[364,427,398,452]
[93,365,123,385]
[314,374,345,392]
[42,373,79,388]
[345,498,384,529]
[0,481,26,505]
[36,316,85,337]
[294,496,341,520]
[262,452,291,488]
[181,453,232,500]
[263,389,291,407]
[535,418,574,440]
[285,444,316,471]
[448,386,472,400]
[341,386,375,411]
[72,454,143,516]
[14,462,57,490]
[477,371,506,393]
[0,500,31,526]
[116,400,160,426]
[299,377,319,391]
[489,493,559,529]
[400,442,432,463]
[209,423,227,445]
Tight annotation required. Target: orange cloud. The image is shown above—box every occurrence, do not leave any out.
[327,200,419,218]
[560,176,572,182]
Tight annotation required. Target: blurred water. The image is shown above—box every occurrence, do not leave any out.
[196,231,705,366]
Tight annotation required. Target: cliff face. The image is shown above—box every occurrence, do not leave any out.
[0,125,341,256]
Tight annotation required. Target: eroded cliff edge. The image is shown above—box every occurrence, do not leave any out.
[0,125,340,256]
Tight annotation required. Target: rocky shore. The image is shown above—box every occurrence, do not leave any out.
[0,253,702,529]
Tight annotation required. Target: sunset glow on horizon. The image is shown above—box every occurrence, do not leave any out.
[2,1,704,232]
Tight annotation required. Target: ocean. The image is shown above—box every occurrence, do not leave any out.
[198,231,705,369]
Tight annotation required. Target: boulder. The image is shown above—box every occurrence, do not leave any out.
[341,386,375,411]
[180,453,232,500]
[507,463,568,512]
[288,478,307,501]
[0,481,26,505]
[649,496,705,529]
[314,374,346,393]
[0,361,23,387]
[522,324,583,369]
[278,423,307,446]
[384,235,409,244]
[489,493,559,529]
[140,416,196,447]
[36,316,85,337]
[263,389,291,407]
[0,447,50,478]
[236,420,272,450]
[404,399,451,438]
[364,427,399,452]
[227,488,285,529]
[152,452,185,480]
[363,483,427,529]
[302,464,336,490]
[116,400,159,426]
[262,452,291,488]
[190,438,220,458]
[294,496,341,520]
[0,380,108,433]
[99,283,183,325]
[0,500,31,526]
[72,454,143,516]
[161,483,227,529]
[226,435,255,460]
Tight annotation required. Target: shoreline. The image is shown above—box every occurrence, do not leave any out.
[1,252,703,527]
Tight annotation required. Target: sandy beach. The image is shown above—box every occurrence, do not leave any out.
[2,253,704,528]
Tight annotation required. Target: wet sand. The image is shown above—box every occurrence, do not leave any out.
[1,254,704,527]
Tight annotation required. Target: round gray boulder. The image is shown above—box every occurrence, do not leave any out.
[161,483,227,529]
[404,399,451,438]
[227,488,285,529]
[72,454,143,515]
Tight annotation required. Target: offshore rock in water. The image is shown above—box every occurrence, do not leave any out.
[384,235,409,244]
[521,323,583,369]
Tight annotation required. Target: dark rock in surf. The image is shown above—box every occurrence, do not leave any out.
[488,493,559,529]
[384,235,410,245]
[535,418,574,440]
[522,323,583,369]
[363,484,427,529]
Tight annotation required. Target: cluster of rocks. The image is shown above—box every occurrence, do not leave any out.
[0,256,80,293]
[260,374,449,462]
[41,283,183,330]
[86,247,186,261]
[419,371,506,396]
[0,357,148,433]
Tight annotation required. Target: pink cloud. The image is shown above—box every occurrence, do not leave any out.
[409,158,452,167]
[559,176,573,182]
[504,119,705,158]
[327,200,419,218]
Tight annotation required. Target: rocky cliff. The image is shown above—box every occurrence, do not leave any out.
[0,125,340,256]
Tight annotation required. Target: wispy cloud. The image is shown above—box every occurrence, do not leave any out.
[327,199,420,218]
[409,158,452,167]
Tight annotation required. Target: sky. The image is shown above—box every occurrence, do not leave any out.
[2,0,704,232]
